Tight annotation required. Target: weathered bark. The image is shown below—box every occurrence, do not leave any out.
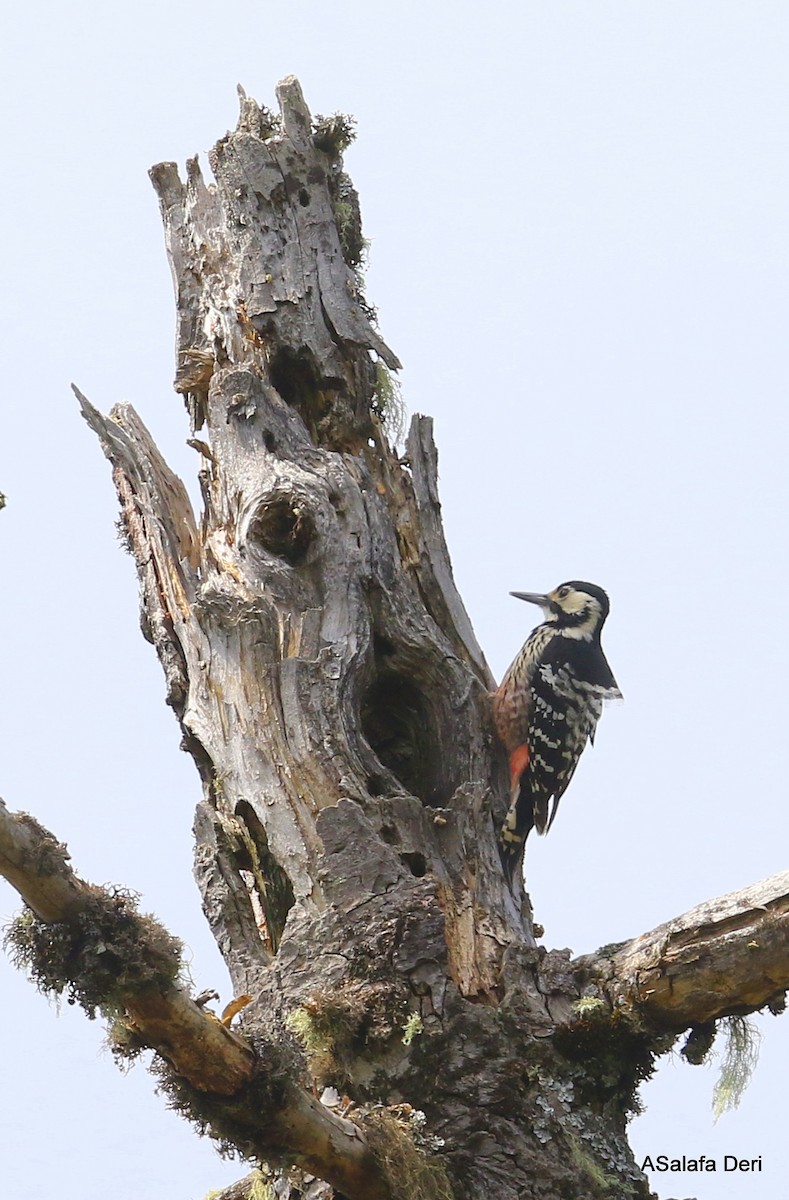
[3,795,788,1200]
[585,870,789,1029]
[3,77,786,1199]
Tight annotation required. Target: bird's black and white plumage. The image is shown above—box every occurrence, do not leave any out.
[492,581,621,882]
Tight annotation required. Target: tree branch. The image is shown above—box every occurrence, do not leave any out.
[0,798,253,1091]
[0,801,91,922]
[583,870,789,1030]
[0,799,391,1200]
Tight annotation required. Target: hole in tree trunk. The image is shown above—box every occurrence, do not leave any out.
[361,670,445,805]
[373,633,396,657]
[400,852,427,878]
[269,345,324,412]
[233,800,295,953]
[267,344,369,450]
[248,495,315,565]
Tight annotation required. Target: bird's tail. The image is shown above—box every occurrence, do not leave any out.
[499,746,536,885]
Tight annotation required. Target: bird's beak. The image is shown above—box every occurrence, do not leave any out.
[510,591,550,607]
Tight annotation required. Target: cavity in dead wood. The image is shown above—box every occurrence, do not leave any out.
[247,493,315,566]
[233,801,295,953]
[360,628,458,808]
[267,345,372,451]
[361,670,438,805]
[268,346,323,418]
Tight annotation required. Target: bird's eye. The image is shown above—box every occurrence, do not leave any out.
[557,586,570,599]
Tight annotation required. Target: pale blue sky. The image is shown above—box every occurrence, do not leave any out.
[1,3,788,1197]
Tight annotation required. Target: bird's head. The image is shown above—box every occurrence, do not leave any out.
[511,581,611,639]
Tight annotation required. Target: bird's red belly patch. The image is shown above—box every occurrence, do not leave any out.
[509,744,530,787]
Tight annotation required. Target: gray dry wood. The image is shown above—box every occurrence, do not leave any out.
[2,76,786,1200]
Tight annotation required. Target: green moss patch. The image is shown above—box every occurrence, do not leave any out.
[4,888,183,1019]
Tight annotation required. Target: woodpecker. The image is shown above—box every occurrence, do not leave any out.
[493,581,621,882]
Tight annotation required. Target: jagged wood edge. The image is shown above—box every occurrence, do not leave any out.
[578,869,789,1030]
[74,385,199,712]
[406,416,494,689]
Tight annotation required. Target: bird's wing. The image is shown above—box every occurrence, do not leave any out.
[537,661,605,830]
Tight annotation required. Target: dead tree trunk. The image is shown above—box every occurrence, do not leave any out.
[3,78,787,1200]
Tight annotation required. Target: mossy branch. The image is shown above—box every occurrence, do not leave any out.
[0,798,392,1200]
